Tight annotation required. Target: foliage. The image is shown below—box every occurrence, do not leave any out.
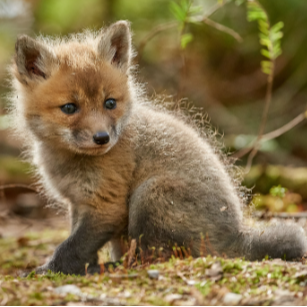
[169,0,202,49]
[247,0,284,75]
[169,0,241,49]
[269,184,287,198]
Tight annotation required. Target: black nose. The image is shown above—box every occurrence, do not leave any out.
[93,131,110,145]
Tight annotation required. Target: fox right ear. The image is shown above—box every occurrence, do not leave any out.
[98,21,132,72]
[14,35,56,84]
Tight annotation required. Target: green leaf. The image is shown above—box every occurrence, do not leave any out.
[260,48,271,59]
[261,60,272,75]
[181,33,193,49]
[189,5,203,15]
[271,21,284,33]
[270,31,283,42]
[259,36,271,49]
[247,1,267,21]
[272,44,282,59]
[273,48,282,59]
[258,20,269,35]
[270,185,287,198]
[170,1,186,21]
[180,0,190,13]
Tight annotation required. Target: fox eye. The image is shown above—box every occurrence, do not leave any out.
[61,103,78,114]
[104,98,117,110]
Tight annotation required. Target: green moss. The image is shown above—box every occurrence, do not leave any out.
[1,231,307,305]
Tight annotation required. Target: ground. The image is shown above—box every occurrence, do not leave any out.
[1,212,307,306]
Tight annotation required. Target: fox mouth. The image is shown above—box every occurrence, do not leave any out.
[78,145,110,150]
[75,143,113,155]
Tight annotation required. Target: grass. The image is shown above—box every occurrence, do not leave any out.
[0,229,307,305]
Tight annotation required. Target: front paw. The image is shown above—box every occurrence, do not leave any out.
[19,264,50,277]
[34,263,51,275]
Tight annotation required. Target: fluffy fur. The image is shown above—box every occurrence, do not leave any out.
[8,21,307,275]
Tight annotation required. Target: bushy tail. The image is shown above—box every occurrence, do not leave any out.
[232,223,307,261]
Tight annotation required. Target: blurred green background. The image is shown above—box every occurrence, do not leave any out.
[0,0,307,214]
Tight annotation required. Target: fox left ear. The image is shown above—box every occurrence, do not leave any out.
[98,21,132,72]
[14,35,56,85]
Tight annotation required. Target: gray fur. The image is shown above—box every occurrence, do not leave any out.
[9,21,307,275]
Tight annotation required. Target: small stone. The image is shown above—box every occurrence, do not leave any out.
[205,261,223,281]
[165,294,183,302]
[54,285,83,296]
[223,293,242,305]
[187,280,196,286]
[147,269,159,279]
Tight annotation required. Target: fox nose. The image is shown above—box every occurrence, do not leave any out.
[93,131,110,145]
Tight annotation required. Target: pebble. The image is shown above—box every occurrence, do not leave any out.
[223,293,242,305]
[164,294,183,302]
[147,269,159,279]
[54,285,83,297]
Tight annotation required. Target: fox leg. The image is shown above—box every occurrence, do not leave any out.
[69,205,101,271]
[128,176,203,258]
[36,206,116,275]
[110,238,124,261]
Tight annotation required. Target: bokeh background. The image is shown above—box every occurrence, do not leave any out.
[1,0,307,225]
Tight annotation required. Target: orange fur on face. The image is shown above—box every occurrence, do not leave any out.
[17,44,132,155]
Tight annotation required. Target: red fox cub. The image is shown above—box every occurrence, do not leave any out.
[10,21,306,275]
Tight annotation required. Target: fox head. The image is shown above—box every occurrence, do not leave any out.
[12,21,134,155]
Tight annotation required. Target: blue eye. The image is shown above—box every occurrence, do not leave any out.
[61,103,78,114]
[104,98,116,110]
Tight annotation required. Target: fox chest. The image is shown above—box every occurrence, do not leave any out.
[40,159,102,204]
[35,141,135,206]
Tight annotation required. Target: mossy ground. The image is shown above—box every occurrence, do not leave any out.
[1,228,307,305]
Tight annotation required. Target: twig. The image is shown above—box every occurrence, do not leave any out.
[245,3,275,173]
[232,110,307,159]
[204,2,223,17]
[137,1,229,58]
[0,184,37,192]
[137,22,177,59]
[202,18,242,42]
[261,111,307,141]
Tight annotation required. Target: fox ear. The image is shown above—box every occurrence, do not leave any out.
[14,35,56,84]
[98,21,132,72]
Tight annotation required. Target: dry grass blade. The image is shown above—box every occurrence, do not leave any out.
[128,239,137,267]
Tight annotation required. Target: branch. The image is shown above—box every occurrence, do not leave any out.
[137,22,177,59]
[232,110,307,159]
[0,184,38,192]
[137,2,230,58]
[202,18,243,43]
[261,111,307,141]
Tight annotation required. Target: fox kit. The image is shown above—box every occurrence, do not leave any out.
[10,21,307,275]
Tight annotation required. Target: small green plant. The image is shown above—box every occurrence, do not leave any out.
[243,0,285,171]
[270,185,287,198]
[247,0,284,76]
[169,0,202,49]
